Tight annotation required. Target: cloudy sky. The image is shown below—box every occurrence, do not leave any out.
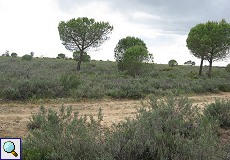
[1,0,230,66]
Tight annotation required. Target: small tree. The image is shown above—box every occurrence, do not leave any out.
[11,52,17,58]
[120,45,151,77]
[114,36,153,72]
[30,52,34,57]
[57,53,65,59]
[58,17,113,71]
[184,60,195,66]
[114,36,147,62]
[2,50,10,57]
[168,59,178,67]
[22,54,33,61]
[73,51,90,62]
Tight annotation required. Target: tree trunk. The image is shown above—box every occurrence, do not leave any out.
[208,58,213,78]
[198,57,204,76]
[77,60,82,71]
[76,50,84,71]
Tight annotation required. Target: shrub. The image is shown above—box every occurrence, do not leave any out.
[1,80,63,100]
[71,82,105,99]
[184,60,195,66]
[168,59,178,67]
[204,99,230,129]
[105,95,222,160]
[161,67,174,71]
[60,73,81,91]
[23,96,226,159]
[27,106,46,130]
[1,88,19,100]
[16,80,62,100]
[57,53,65,59]
[226,64,230,73]
[22,54,33,61]
[23,106,111,160]
[106,89,127,99]
[218,83,230,92]
[11,52,17,58]
[120,45,151,77]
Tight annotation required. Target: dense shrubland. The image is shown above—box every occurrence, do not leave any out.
[205,99,230,129]
[22,95,229,159]
[0,56,230,101]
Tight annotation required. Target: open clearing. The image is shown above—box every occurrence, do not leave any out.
[0,92,230,139]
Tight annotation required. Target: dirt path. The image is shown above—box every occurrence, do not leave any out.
[1,92,230,138]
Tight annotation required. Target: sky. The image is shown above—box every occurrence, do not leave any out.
[1,0,230,66]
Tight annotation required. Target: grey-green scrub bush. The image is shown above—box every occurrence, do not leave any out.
[23,96,226,159]
[204,99,230,129]
[23,106,111,160]
[105,95,222,160]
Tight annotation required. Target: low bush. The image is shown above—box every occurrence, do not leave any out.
[1,80,63,100]
[22,54,33,61]
[1,87,19,100]
[105,95,222,160]
[1,58,230,101]
[73,82,105,99]
[218,83,230,92]
[204,99,230,129]
[23,106,110,160]
[60,73,81,91]
[23,96,225,159]
[161,67,174,71]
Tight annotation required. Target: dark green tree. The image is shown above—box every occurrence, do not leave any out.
[22,54,33,61]
[187,23,208,76]
[187,19,230,77]
[58,17,113,71]
[73,51,90,62]
[114,36,147,62]
[11,52,17,58]
[184,60,195,66]
[168,59,178,67]
[120,45,152,77]
[57,53,65,59]
[30,52,34,57]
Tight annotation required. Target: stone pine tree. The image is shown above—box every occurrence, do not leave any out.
[58,17,113,71]
[187,19,230,77]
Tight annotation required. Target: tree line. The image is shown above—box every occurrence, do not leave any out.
[2,17,230,78]
[58,17,230,77]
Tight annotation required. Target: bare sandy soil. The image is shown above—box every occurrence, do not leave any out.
[0,92,230,139]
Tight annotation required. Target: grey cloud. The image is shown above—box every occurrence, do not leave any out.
[108,0,230,34]
[56,0,230,35]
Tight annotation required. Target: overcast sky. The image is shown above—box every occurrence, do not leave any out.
[1,0,230,66]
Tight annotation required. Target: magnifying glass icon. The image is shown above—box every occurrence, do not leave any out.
[3,141,18,157]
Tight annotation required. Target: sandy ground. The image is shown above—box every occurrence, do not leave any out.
[0,92,230,139]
